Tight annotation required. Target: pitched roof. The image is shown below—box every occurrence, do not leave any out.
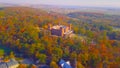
[0,62,7,68]
[59,59,66,65]
[6,59,19,67]
[59,59,72,68]
[0,59,19,68]
[63,63,72,68]
[52,25,67,29]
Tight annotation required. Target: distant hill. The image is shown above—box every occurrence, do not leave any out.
[0,3,120,15]
[30,4,120,15]
[0,3,18,7]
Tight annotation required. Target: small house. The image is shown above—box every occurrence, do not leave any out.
[0,59,19,68]
[59,59,72,68]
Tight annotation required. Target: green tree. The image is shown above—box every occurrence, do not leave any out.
[70,51,77,61]
[52,47,63,59]
[38,54,46,64]
[57,37,63,45]
[77,61,85,68]
[0,49,4,57]
[78,53,89,66]
[50,61,59,68]
[88,54,101,67]
[9,51,15,58]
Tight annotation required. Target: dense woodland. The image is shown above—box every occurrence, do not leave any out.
[0,7,120,68]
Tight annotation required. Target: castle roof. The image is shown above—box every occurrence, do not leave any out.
[52,25,67,29]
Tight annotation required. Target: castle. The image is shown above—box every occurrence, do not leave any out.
[48,24,73,37]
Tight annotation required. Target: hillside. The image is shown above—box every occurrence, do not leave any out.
[0,7,120,68]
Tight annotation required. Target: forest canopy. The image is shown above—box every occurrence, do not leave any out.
[0,7,120,68]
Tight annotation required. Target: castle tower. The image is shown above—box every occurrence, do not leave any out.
[69,24,72,30]
[60,27,64,37]
[48,24,52,30]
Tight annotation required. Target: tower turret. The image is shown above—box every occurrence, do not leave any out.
[69,24,72,30]
[60,27,64,37]
[48,24,52,30]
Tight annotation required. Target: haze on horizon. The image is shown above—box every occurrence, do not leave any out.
[0,0,120,8]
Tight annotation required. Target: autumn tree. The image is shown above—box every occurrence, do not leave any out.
[50,61,59,68]
[77,61,85,68]
[52,47,63,60]
[9,51,15,58]
[38,54,47,64]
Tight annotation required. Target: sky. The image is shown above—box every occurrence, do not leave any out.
[0,0,120,8]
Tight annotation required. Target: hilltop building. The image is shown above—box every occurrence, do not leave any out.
[48,24,73,37]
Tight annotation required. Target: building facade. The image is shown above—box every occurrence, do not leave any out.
[48,24,73,37]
